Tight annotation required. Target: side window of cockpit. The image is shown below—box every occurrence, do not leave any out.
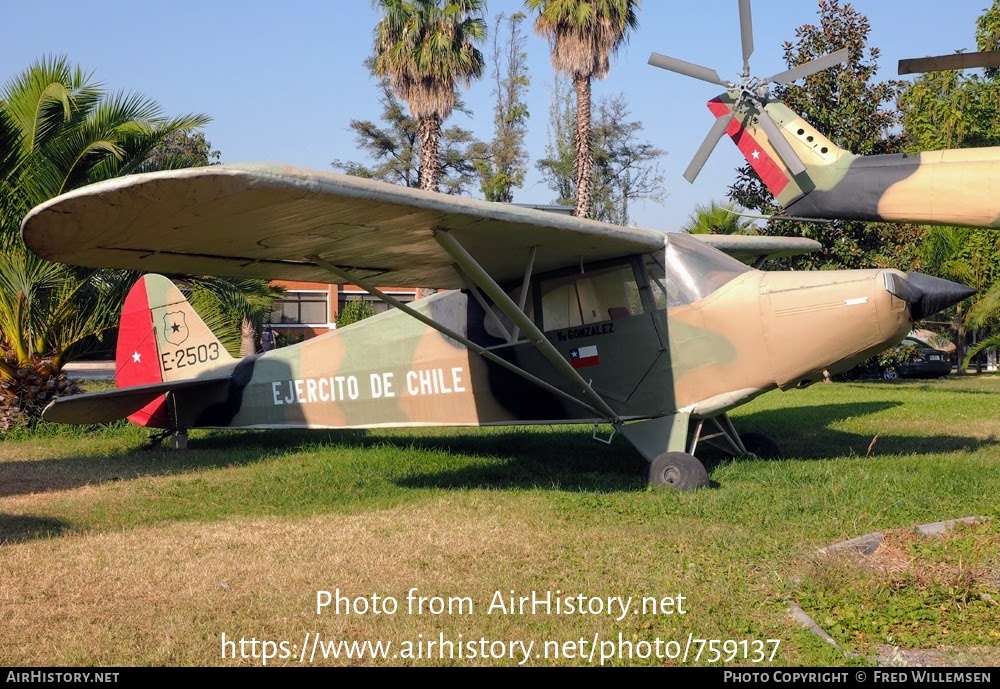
[540,277,583,330]
[483,285,534,340]
[540,263,643,331]
[644,254,679,309]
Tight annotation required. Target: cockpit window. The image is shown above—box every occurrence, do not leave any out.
[539,263,642,331]
[648,233,753,307]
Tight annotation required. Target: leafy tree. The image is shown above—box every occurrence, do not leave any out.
[141,129,221,171]
[537,78,665,225]
[898,1,1000,372]
[525,0,639,218]
[0,56,210,428]
[918,228,1000,371]
[371,0,486,192]
[536,76,577,207]
[472,11,531,202]
[729,0,922,271]
[337,299,376,327]
[683,201,757,235]
[590,94,665,226]
[332,75,481,195]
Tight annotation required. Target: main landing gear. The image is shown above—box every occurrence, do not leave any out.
[640,413,782,490]
[647,452,709,490]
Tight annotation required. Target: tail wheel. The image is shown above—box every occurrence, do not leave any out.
[647,452,709,490]
[738,431,782,459]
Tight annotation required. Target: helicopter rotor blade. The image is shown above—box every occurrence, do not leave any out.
[683,112,735,183]
[755,110,807,176]
[899,51,1000,74]
[766,48,849,85]
[739,0,754,73]
[648,52,729,87]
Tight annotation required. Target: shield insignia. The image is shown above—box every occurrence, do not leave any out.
[163,311,189,346]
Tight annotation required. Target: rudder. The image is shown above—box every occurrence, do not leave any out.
[115,274,233,426]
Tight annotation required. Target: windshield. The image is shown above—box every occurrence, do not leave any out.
[648,233,753,308]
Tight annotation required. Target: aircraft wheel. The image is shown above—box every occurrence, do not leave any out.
[739,431,782,459]
[647,452,709,490]
[882,367,897,380]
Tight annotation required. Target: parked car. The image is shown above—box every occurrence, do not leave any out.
[884,334,954,379]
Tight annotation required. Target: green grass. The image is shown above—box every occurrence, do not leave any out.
[0,376,997,666]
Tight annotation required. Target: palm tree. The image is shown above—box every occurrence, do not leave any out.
[0,56,211,428]
[187,277,286,357]
[683,201,758,235]
[525,0,639,218]
[919,226,1000,373]
[371,0,486,192]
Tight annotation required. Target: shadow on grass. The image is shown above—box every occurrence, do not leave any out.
[3,400,996,502]
[0,428,370,499]
[732,401,999,459]
[0,514,68,543]
[0,426,647,499]
[173,426,649,494]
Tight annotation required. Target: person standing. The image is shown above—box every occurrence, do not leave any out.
[260,324,275,352]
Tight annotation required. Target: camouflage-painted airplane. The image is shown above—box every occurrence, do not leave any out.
[650,0,1000,229]
[21,164,973,489]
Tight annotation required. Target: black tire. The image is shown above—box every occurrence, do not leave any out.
[739,431,782,459]
[882,367,897,380]
[647,452,709,490]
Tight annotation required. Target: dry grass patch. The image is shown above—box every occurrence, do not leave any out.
[794,520,999,664]
[1,492,757,666]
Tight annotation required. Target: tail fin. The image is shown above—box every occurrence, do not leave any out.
[115,274,233,427]
[708,95,856,210]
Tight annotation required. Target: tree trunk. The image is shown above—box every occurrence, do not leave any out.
[418,114,442,192]
[573,75,593,219]
[240,316,257,357]
[956,309,967,375]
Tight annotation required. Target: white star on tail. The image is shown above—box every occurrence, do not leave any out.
[132,351,141,363]
[752,150,760,160]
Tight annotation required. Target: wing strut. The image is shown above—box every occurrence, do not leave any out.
[307,254,616,422]
[432,230,621,423]
[508,245,536,344]
[451,262,513,342]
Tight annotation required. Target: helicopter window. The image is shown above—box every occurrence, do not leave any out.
[540,263,643,331]
[654,233,752,307]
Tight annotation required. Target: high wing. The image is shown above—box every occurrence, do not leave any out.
[21,164,816,283]
[695,234,821,266]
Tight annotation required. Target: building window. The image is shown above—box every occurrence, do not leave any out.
[271,291,329,324]
[338,292,414,317]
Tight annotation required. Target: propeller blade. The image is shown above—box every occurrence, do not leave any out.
[899,51,1000,74]
[739,0,754,72]
[755,111,806,176]
[648,52,728,86]
[766,48,849,85]
[683,112,734,183]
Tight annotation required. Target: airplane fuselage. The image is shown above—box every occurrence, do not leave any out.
[152,239,915,431]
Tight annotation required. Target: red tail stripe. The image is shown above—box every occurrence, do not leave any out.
[115,276,170,427]
[707,99,790,196]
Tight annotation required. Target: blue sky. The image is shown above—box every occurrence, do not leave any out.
[1,1,991,231]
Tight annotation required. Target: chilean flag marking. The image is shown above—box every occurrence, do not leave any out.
[570,345,600,369]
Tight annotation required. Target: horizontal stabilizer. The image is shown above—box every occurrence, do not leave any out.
[42,376,230,425]
[691,234,821,264]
